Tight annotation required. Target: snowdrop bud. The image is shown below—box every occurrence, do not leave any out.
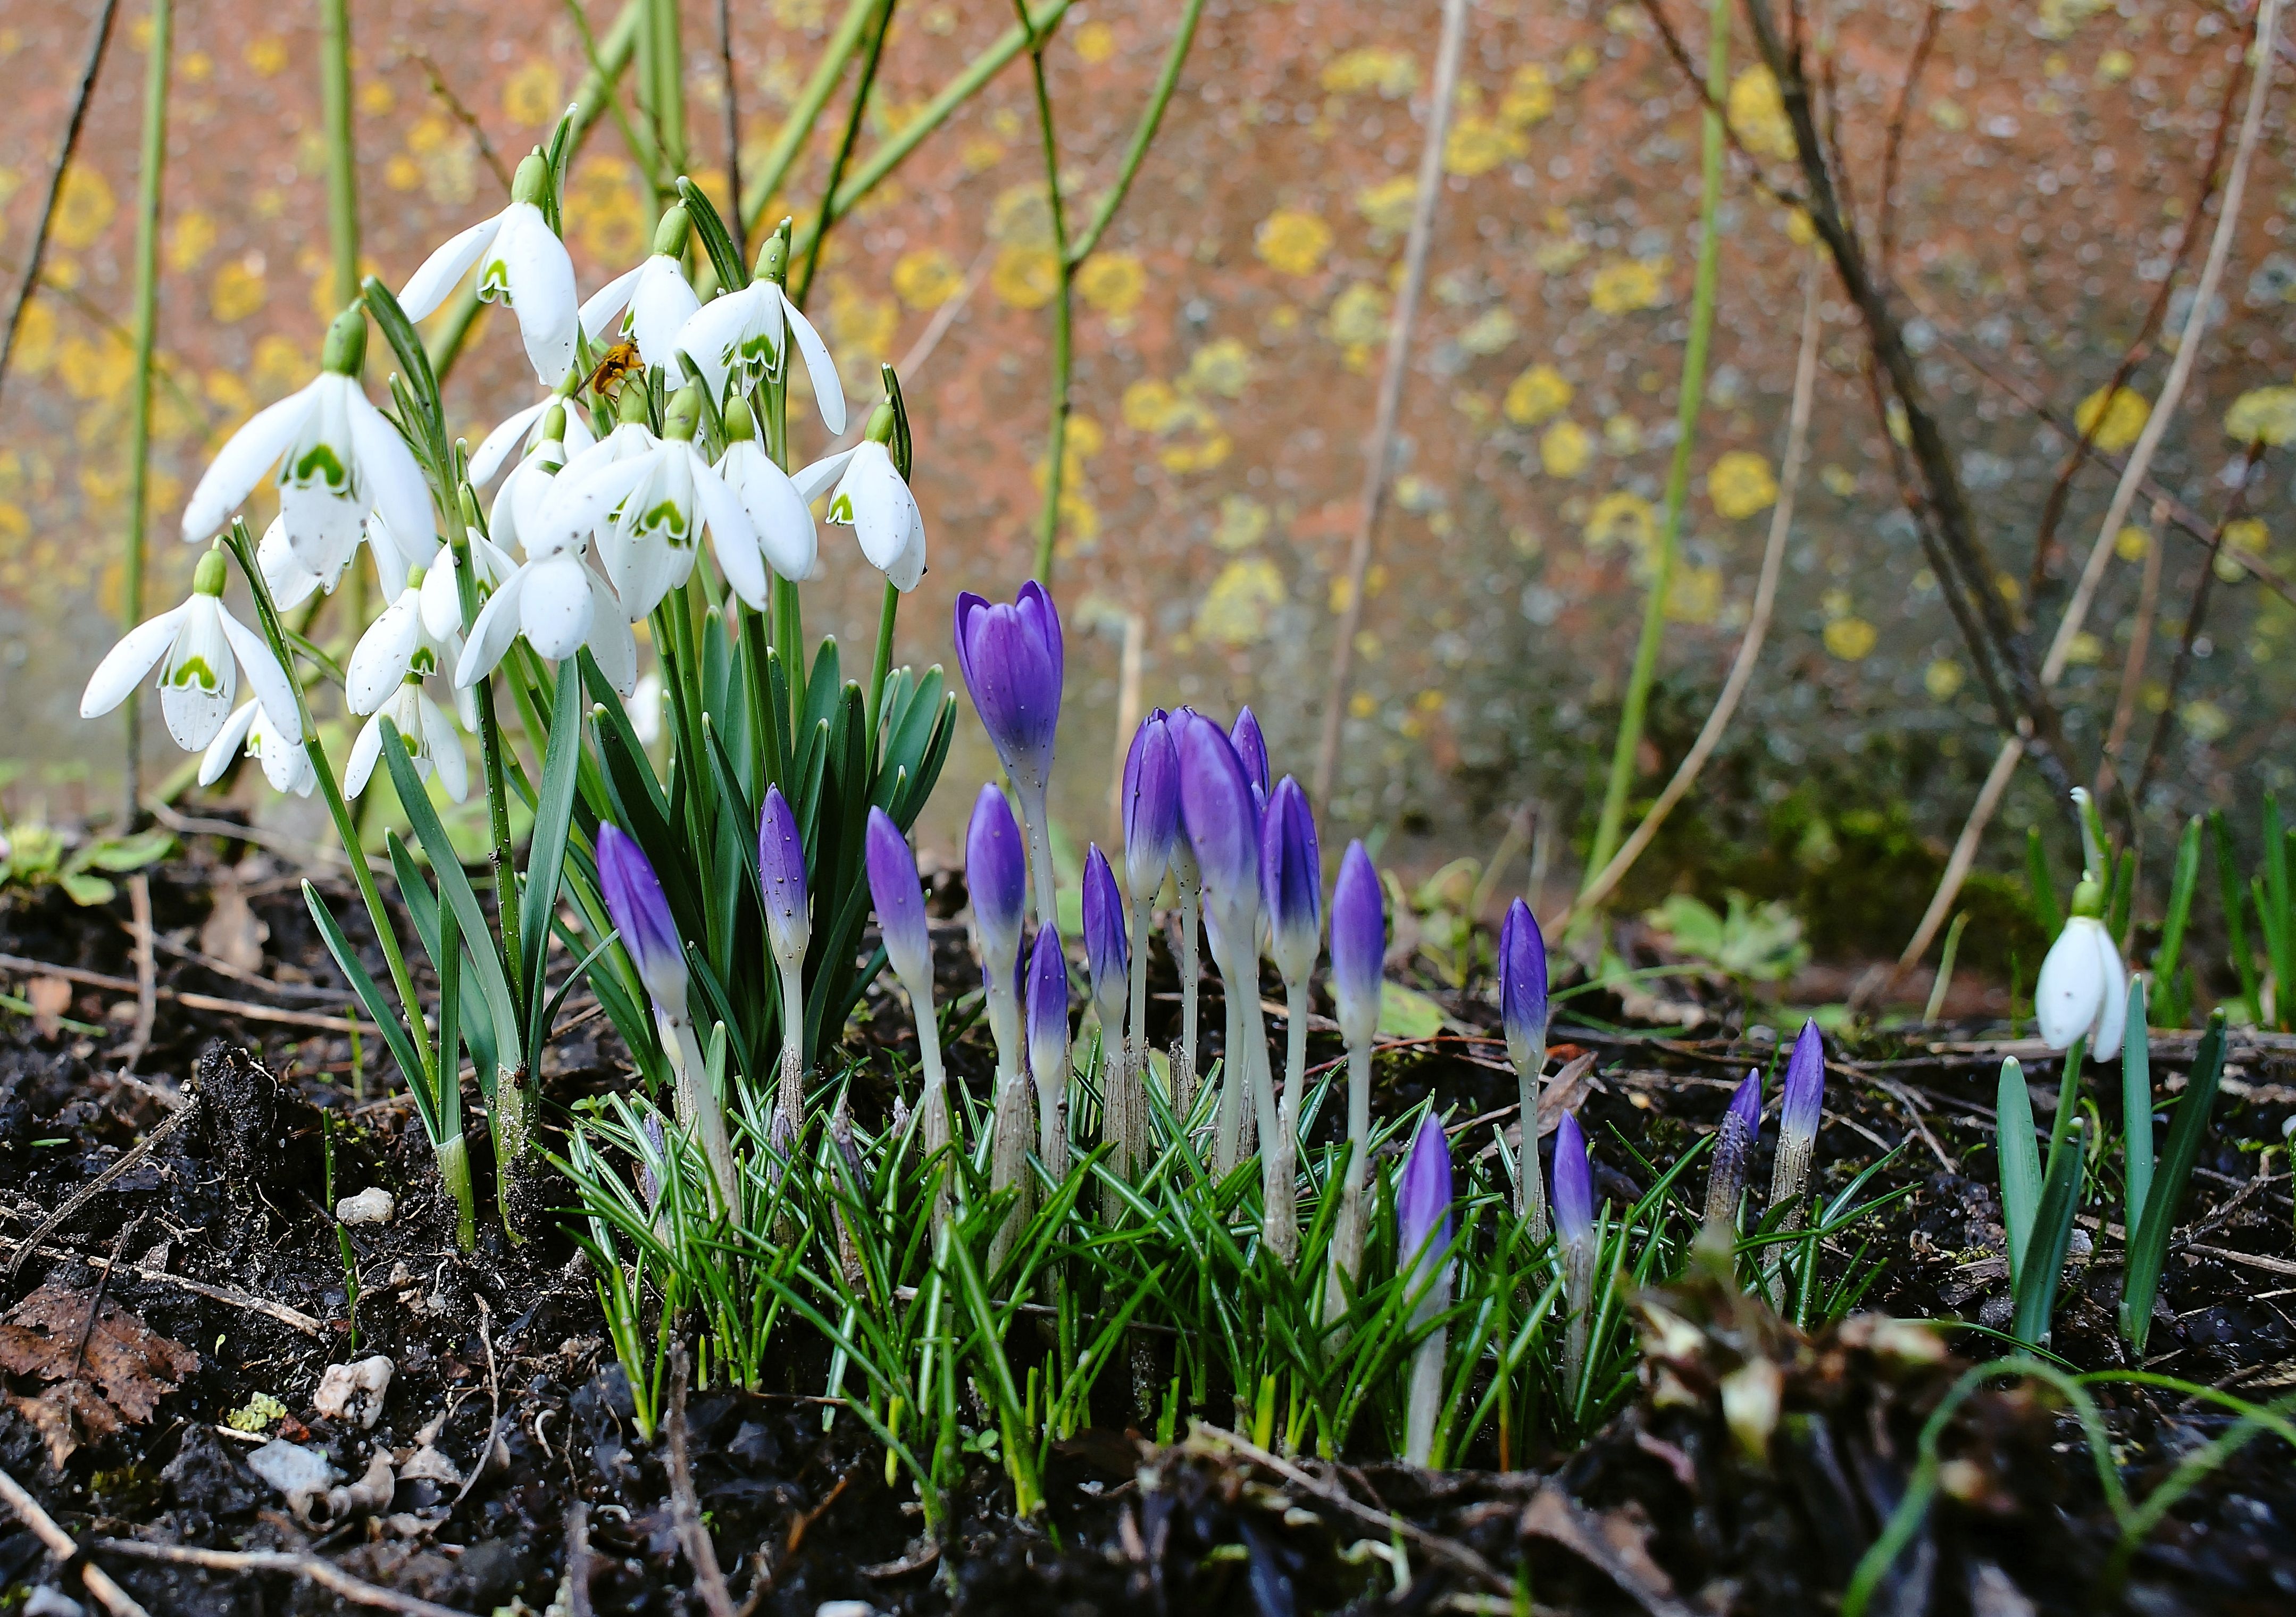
[597,824,687,1013]
[320,306,366,375]
[1704,1070,1762,1228]
[757,785,809,974]
[1260,776,1322,986]
[1026,924,1070,1087]
[965,784,1027,979]
[652,203,691,258]
[864,808,932,994]
[511,150,549,206]
[2036,883,2127,1061]
[1499,899,1548,1077]
[1327,841,1385,1052]
[1081,846,1128,1029]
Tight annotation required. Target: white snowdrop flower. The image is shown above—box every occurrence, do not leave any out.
[541,385,756,621]
[2036,906,2127,1060]
[711,397,819,602]
[579,204,704,372]
[199,699,314,797]
[181,310,432,585]
[629,672,665,747]
[347,565,465,716]
[80,549,302,752]
[469,390,596,486]
[256,516,324,611]
[671,251,845,432]
[797,406,924,592]
[397,152,579,387]
[346,677,470,803]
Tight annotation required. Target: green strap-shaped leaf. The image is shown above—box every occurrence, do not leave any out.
[387,833,498,1084]
[521,647,586,1022]
[2152,816,2202,1021]
[2123,1010,2228,1353]
[303,881,438,1140]
[677,175,750,296]
[1996,1059,2041,1291]
[2013,1113,2088,1347]
[380,722,522,1068]
[2122,979,2153,1252]
[360,276,443,427]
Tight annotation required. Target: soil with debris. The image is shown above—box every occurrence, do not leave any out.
[3,853,2293,1616]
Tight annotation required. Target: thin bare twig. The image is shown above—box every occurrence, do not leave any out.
[669,1346,738,1617]
[410,53,512,192]
[1312,0,1471,803]
[93,1540,475,1617]
[0,949,370,1034]
[6,1100,197,1283]
[1875,1,1942,279]
[2132,445,2265,807]
[1557,253,1822,927]
[1631,0,1807,208]
[0,1465,152,1617]
[2097,497,2170,805]
[566,1502,596,1617]
[0,0,122,412]
[121,875,157,1072]
[0,1230,324,1336]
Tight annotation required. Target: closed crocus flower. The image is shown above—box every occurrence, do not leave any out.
[1175,709,1272,1170]
[954,581,1064,819]
[1081,846,1128,1036]
[598,823,737,1210]
[1398,1110,1454,1468]
[758,785,810,973]
[1704,1071,1763,1229]
[2036,892,2127,1061]
[965,784,1029,985]
[1770,1020,1826,1212]
[1554,1109,1598,1394]
[81,549,303,753]
[1122,709,1181,903]
[1261,776,1322,988]
[181,308,433,584]
[579,205,704,370]
[1325,841,1386,1313]
[1230,706,1271,799]
[399,152,580,386]
[1500,898,1550,1237]
[863,808,953,1187]
[1026,923,1072,1178]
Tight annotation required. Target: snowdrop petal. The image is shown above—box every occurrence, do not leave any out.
[81,604,191,717]
[471,399,552,485]
[218,606,300,743]
[791,448,856,507]
[2035,916,2110,1052]
[673,285,768,401]
[783,296,846,434]
[457,570,525,687]
[420,555,465,641]
[398,213,503,321]
[257,710,314,795]
[537,455,653,555]
[256,517,323,609]
[586,566,639,696]
[345,713,386,797]
[522,552,597,659]
[347,391,436,565]
[630,258,703,370]
[578,263,645,341]
[490,204,580,384]
[2088,922,2128,1060]
[422,694,470,803]
[347,592,422,713]
[718,441,816,585]
[198,702,262,787]
[182,384,313,542]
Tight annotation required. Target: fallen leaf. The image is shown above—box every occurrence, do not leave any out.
[0,1281,199,1467]
[199,872,269,976]
[25,976,72,1038]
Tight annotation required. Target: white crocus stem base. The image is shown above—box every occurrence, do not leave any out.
[988,1068,1035,1277]
[1323,1041,1375,1336]
[1562,1234,1597,1408]
[1264,980,1310,1268]
[909,989,954,1229]
[1404,1326,1448,1469]
[777,961,808,1144]
[659,1007,739,1218]
[1175,879,1203,1115]
[1517,1051,1549,1244]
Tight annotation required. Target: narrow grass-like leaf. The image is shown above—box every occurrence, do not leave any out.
[2122,1009,2227,1353]
[1997,1058,2041,1289]
[2152,817,2202,1023]
[2013,1115,2086,1346]
[380,723,521,1066]
[304,881,435,1136]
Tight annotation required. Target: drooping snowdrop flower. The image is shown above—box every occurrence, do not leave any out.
[345,668,469,804]
[713,398,820,596]
[673,234,845,431]
[1325,840,1385,1317]
[863,807,952,1204]
[1398,1111,1454,1468]
[953,580,1061,914]
[797,403,924,591]
[1703,1070,1762,1230]
[542,384,757,621]
[347,565,463,716]
[597,823,738,1213]
[1500,899,1550,1237]
[579,204,704,372]
[2036,891,2128,1061]
[181,309,432,585]
[198,699,314,797]
[81,549,301,752]
[398,152,580,386]
[256,516,326,611]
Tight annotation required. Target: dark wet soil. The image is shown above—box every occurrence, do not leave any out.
[3,848,2293,1615]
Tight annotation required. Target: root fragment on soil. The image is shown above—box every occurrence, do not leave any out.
[0,1463,155,1617]
[90,1539,478,1617]
[667,1344,738,1617]
[0,1232,323,1336]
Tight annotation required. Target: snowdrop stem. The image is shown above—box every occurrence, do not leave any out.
[223,521,435,1093]
[120,0,171,828]
[450,517,524,1009]
[2047,1031,2086,1177]
[865,579,898,765]
[319,0,360,314]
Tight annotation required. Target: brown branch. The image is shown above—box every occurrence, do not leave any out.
[2096,497,2169,810]
[93,1540,475,1617]
[410,53,512,193]
[1875,2,1942,278]
[2131,444,2265,806]
[1632,0,1808,209]
[668,1346,738,1617]
[716,0,747,265]
[0,0,122,414]
[6,1099,197,1283]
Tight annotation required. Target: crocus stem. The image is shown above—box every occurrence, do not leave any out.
[1517,1053,1548,1244]
[777,960,807,1144]
[1323,1039,1372,1330]
[912,991,953,1224]
[988,1068,1033,1276]
[1124,895,1154,1167]
[661,1008,739,1218]
[1264,979,1309,1267]
[1019,789,1058,931]
[119,0,170,828]
[1213,973,1244,1174]
[1036,1051,1067,1182]
[1562,1233,1594,1408]
[1175,876,1201,1111]
[1583,0,1728,891]
[1404,1322,1446,1468]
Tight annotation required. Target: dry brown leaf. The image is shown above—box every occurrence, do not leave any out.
[0,1281,199,1467]
[199,872,269,975]
[24,976,72,1038]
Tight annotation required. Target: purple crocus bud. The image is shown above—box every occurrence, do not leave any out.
[1327,841,1385,1051]
[1260,776,1322,986]
[864,808,932,993]
[757,784,809,973]
[1026,923,1071,1088]
[1081,845,1128,1029]
[953,581,1063,801]
[1703,1070,1762,1228]
[965,783,1028,977]
[1398,1110,1454,1276]
[1230,706,1271,798]
[1175,710,1262,957]
[597,823,687,1009]
[1121,708,1181,901]
[1771,1020,1826,1208]
[1499,899,1548,1077]
[1552,1111,1594,1252]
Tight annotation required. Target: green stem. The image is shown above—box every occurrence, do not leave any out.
[738,0,882,230]
[791,0,895,309]
[452,522,523,1009]
[2047,1032,2086,1175]
[865,579,898,767]
[649,0,687,186]
[1064,0,1205,265]
[1012,0,1073,585]
[224,525,433,1091]
[120,0,171,828]
[319,0,359,312]
[1583,0,1729,891]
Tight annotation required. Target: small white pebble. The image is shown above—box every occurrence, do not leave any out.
[313,1354,395,1429]
[336,1187,395,1225]
[817,1603,876,1617]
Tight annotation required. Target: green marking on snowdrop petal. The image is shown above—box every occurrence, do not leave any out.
[292,441,352,492]
[168,656,220,692]
[640,498,689,539]
[828,493,855,523]
[480,254,514,305]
